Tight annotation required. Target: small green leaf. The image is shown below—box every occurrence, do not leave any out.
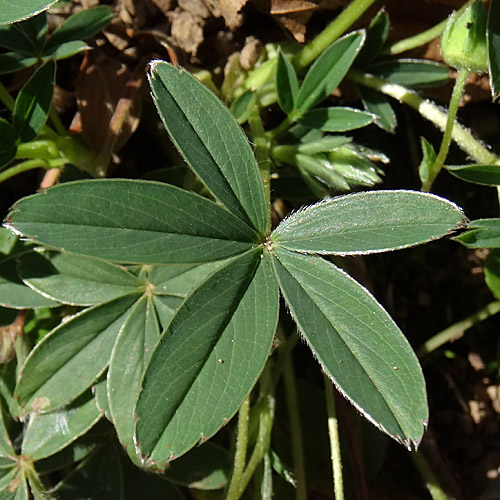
[0,118,18,169]
[108,296,160,462]
[272,249,428,447]
[0,52,37,75]
[21,391,101,460]
[93,377,111,421]
[0,1,56,25]
[355,8,390,67]
[418,137,437,186]
[164,442,230,489]
[6,179,258,264]
[44,6,114,52]
[0,257,58,309]
[446,164,500,185]
[484,249,500,299]
[455,218,500,248]
[230,90,256,124]
[296,31,365,115]
[0,405,14,458]
[135,249,279,466]
[358,85,396,132]
[15,294,139,413]
[7,472,28,500]
[52,445,124,500]
[149,61,267,233]
[367,59,450,87]
[271,190,467,255]
[296,136,352,155]
[488,0,500,100]
[276,51,299,114]
[13,59,55,142]
[18,249,143,306]
[43,40,88,60]
[299,107,374,132]
[0,468,19,494]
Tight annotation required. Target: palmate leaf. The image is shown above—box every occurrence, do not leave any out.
[6,179,258,264]
[149,61,267,233]
[271,190,467,255]
[272,248,427,447]
[135,249,279,466]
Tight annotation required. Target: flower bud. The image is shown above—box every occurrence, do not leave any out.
[441,1,488,73]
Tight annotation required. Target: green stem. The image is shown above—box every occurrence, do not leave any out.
[0,159,54,183]
[226,396,251,500]
[423,68,469,192]
[293,0,378,72]
[384,0,479,55]
[411,451,448,500]
[348,69,500,165]
[49,107,68,137]
[248,108,272,234]
[323,373,344,500]
[0,81,15,111]
[227,366,275,500]
[283,353,307,500]
[417,300,500,357]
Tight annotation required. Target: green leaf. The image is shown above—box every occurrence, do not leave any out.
[488,0,500,100]
[15,294,139,413]
[44,6,114,52]
[367,59,450,87]
[108,296,160,462]
[455,218,500,248]
[271,190,467,255]
[6,179,258,264]
[164,442,230,489]
[0,404,14,458]
[355,9,390,67]
[6,472,28,500]
[0,467,18,494]
[358,85,396,132]
[0,256,58,309]
[272,249,428,447]
[52,445,124,500]
[135,249,279,466]
[296,136,352,155]
[43,40,88,60]
[18,249,143,306]
[21,390,101,460]
[446,164,500,185]
[276,51,299,114]
[299,107,374,132]
[0,119,18,169]
[0,12,46,54]
[295,31,365,115]
[93,377,111,421]
[0,1,56,25]
[149,61,267,233]
[418,137,437,186]
[0,52,37,75]
[484,249,500,299]
[13,59,55,142]
[230,90,256,124]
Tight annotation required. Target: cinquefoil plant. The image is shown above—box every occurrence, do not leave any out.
[5,61,467,477]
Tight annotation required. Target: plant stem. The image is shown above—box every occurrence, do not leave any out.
[293,0,378,72]
[0,159,53,183]
[384,0,479,55]
[248,108,272,234]
[348,69,500,166]
[283,353,307,500]
[0,81,15,111]
[49,107,68,137]
[323,373,344,500]
[226,396,251,500]
[417,300,500,357]
[422,68,469,192]
[411,451,448,500]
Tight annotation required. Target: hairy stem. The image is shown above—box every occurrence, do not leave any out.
[422,68,469,192]
[226,396,251,500]
[348,69,500,165]
[323,373,344,500]
[283,354,307,500]
[417,300,500,357]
